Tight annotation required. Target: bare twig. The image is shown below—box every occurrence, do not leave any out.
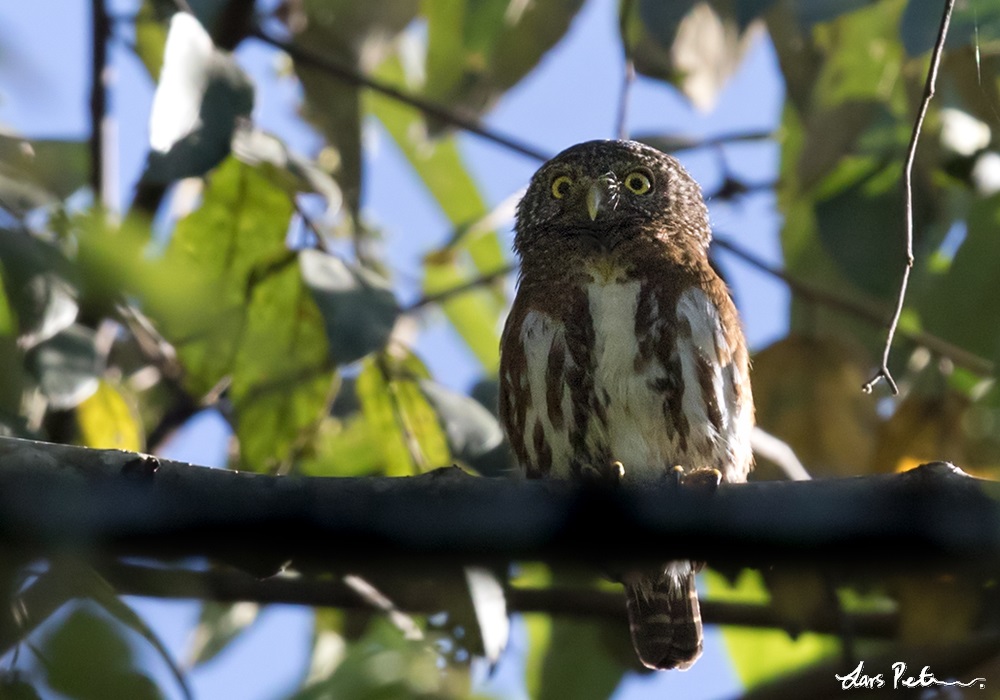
[250,28,550,163]
[712,235,994,377]
[617,62,636,141]
[616,0,637,141]
[404,265,515,314]
[862,0,955,395]
[292,198,332,254]
[750,427,811,481]
[90,0,110,204]
[343,574,423,640]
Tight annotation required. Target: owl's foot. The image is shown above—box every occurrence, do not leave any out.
[578,460,626,486]
[669,466,722,493]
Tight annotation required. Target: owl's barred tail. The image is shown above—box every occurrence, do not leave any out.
[624,570,702,671]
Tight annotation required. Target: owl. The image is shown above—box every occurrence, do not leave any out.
[498,139,754,670]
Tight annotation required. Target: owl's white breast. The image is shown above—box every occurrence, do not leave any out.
[585,273,745,482]
[585,274,675,480]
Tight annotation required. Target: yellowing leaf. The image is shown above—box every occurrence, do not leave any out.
[752,335,878,478]
[705,569,838,690]
[872,389,969,474]
[76,380,144,452]
[763,568,829,635]
[356,352,451,475]
[891,574,981,647]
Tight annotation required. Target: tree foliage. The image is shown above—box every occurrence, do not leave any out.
[2,0,1000,697]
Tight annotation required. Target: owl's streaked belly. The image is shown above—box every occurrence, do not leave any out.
[513,271,748,482]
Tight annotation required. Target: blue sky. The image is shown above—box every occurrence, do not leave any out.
[0,1,787,697]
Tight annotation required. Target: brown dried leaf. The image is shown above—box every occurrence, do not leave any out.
[752,335,877,478]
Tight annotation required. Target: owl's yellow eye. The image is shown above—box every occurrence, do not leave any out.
[624,171,652,195]
[551,175,572,199]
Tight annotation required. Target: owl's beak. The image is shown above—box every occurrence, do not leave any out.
[586,182,605,221]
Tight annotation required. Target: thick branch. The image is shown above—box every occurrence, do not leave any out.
[1,438,998,573]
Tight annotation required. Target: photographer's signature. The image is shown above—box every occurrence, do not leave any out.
[836,661,985,690]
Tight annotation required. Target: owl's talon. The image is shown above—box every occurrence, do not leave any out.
[670,465,685,487]
[681,467,723,493]
[612,460,626,482]
[578,460,625,486]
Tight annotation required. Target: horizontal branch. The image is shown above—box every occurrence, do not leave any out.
[94,561,897,639]
[1,438,999,574]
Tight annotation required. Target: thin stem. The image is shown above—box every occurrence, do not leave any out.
[403,265,514,314]
[616,0,636,140]
[90,0,110,204]
[89,560,900,639]
[863,0,955,395]
[376,353,429,474]
[250,28,550,163]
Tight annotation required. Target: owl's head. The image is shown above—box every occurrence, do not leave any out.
[514,140,710,260]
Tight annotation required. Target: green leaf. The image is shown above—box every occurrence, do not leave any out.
[134,0,171,78]
[300,249,399,365]
[291,617,474,700]
[229,259,335,471]
[356,352,451,475]
[0,262,15,336]
[419,379,503,469]
[423,0,585,124]
[421,258,505,371]
[370,55,507,371]
[292,0,420,214]
[536,618,628,700]
[776,104,888,356]
[299,414,386,477]
[187,601,260,667]
[922,193,1000,365]
[26,324,100,410]
[143,13,254,184]
[705,569,838,690]
[233,368,334,473]
[0,135,89,215]
[814,161,936,299]
[901,0,1000,56]
[811,0,906,109]
[0,232,78,349]
[161,157,334,470]
[302,608,347,686]
[231,124,343,212]
[76,380,144,452]
[622,0,761,111]
[40,606,165,700]
[165,157,298,392]
[33,560,190,700]
[0,676,42,700]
